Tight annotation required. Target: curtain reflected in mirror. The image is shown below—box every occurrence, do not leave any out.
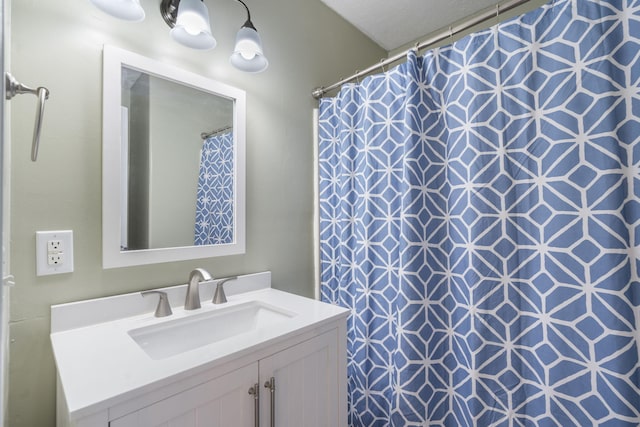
[120,66,233,251]
[195,131,234,245]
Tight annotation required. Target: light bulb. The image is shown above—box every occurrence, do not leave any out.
[236,39,259,60]
[176,8,207,35]
[240,51,256,60]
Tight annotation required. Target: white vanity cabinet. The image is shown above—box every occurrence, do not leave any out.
[109,330,342,427]
[51,273,350,427]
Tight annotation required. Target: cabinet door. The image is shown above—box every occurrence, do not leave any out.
[259,329,340,427]
[110,363,258,427]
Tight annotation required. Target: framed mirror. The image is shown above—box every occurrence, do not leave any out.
[102,45,246,268]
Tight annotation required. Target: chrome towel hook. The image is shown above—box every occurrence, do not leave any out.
[5,72,50,161]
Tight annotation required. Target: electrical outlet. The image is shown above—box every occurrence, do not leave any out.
[36,230,74,276]
[48,252,64,266]
[48,240,62,252]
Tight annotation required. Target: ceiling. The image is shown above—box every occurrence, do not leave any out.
[320,0,500,51]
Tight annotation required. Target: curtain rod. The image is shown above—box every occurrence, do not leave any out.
[311,0,532,99]
[201,125,232,140]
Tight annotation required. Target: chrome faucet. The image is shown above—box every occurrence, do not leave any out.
[213,276,238,304]
[185,268,213,310]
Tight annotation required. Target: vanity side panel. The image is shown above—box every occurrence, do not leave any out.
[337,317,348,427]
[56,378,109,427]
[57,376,108,427]
[56,375,70,427]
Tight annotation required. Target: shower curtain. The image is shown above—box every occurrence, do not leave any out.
[194,132,234,245]
[318,0,640,425]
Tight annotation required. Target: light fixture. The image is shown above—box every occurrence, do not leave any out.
[230,0,268,72]
[161,0,217,50]
[90,0,145,22]
[89,0,268,72]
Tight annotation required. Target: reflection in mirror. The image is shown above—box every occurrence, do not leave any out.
[121,67,233,250]
[194,126,235,246]
[103,45,246,268]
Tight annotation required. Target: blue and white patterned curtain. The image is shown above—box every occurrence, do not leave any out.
[318,0,640,425]
[194,132,234,245]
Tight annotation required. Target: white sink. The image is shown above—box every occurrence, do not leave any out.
[128,301,296,359]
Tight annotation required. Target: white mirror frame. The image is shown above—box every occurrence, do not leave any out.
[102,45,246,268]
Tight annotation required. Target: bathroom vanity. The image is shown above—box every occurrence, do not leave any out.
[51,272,349,427]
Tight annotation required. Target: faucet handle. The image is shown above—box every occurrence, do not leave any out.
[141,290,173,317]
[213,276,238,304]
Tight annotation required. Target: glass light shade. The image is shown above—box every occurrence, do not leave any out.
[89,0,145,22]
[230,26,268,73]
[170,0,216,50]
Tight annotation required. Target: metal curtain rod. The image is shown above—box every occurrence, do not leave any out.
[311,0,532,99]
[201,125,232,140]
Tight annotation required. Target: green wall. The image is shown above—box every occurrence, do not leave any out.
[7,0,385,425]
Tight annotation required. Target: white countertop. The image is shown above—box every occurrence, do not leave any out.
[50,271,349,422]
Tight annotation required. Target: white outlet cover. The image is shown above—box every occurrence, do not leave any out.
[36,230,74,276]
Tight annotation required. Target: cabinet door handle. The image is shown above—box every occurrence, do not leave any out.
[264,377,275,427]
[248,383,260,427]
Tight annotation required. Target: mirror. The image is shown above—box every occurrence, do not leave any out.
[102,45,246,268]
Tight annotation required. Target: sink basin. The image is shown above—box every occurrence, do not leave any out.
[129,301,296,359]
